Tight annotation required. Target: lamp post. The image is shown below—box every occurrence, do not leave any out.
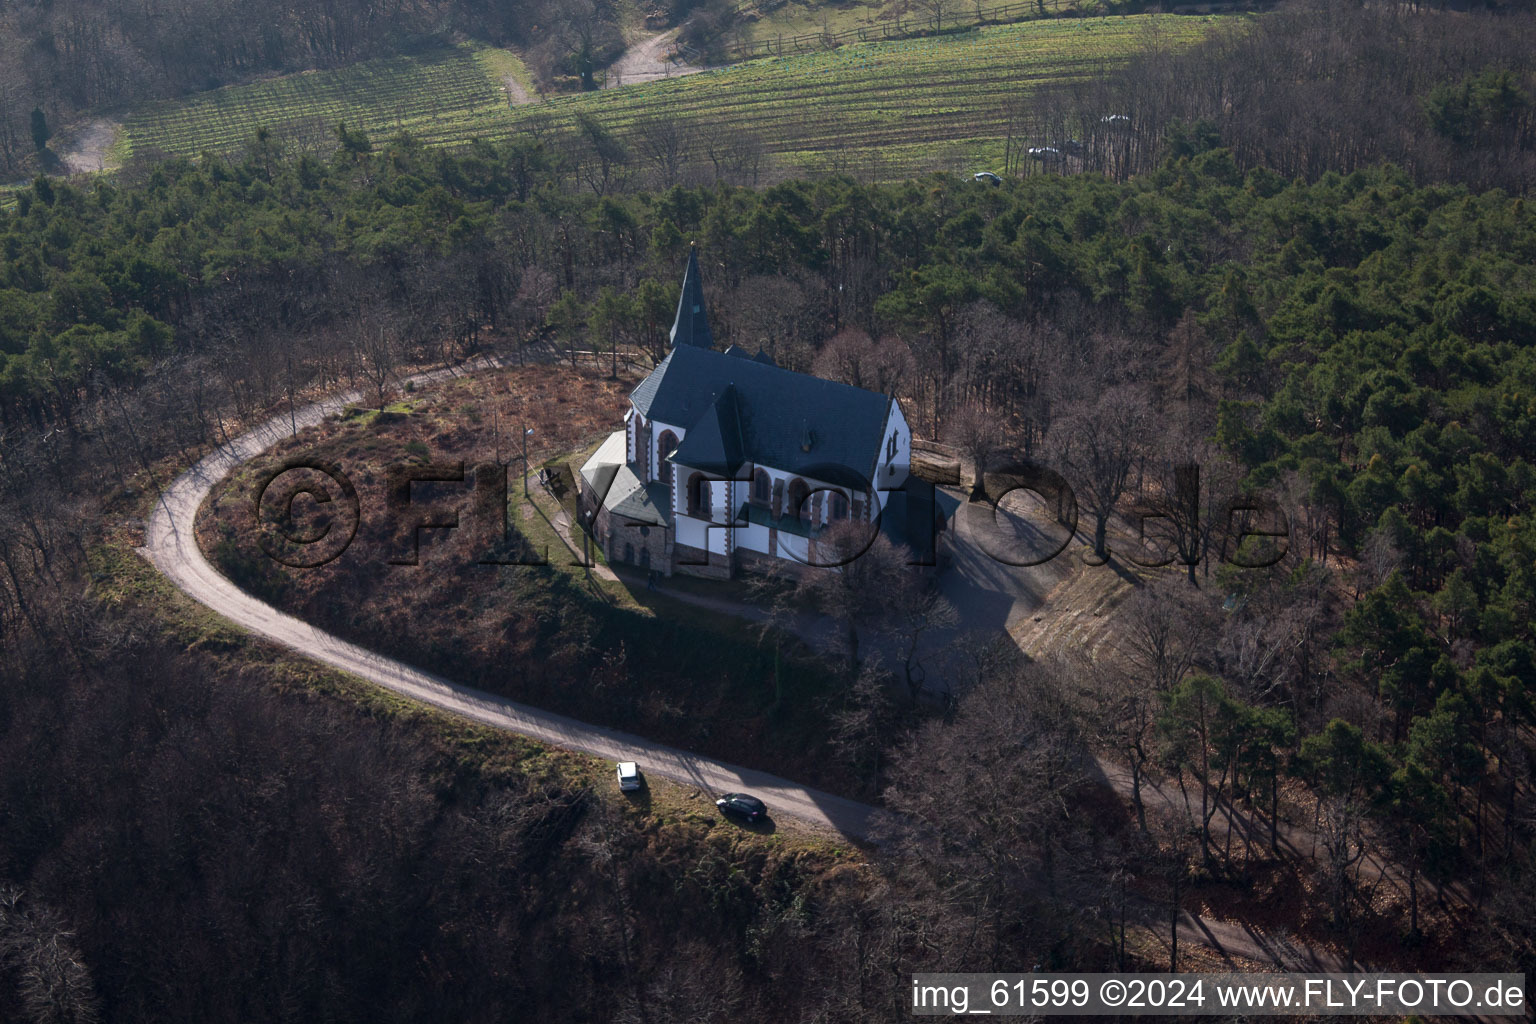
[523,427,534,497]
[583,509,593,575]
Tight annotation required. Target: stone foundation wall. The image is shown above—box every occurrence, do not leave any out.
[671,542,731,580]
[584,517,859,581]
[593,507,673,575]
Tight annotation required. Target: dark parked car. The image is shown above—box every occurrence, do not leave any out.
[972,171,1002,186]
[715,793,767,822]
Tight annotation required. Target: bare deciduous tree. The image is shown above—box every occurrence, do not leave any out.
[794,521,911,679]
[0,888,103,1024]
[812,329,913,396]
[1049,382,1151,561]
[348,320,400,411]
[890,586,958,703]
[912,0,964,32]
[568,112,632,196]
[1317,796,1370,938]
[694,119,768,187]
[1092,657,1159,834]
[883,660,1091,916]
[633,114,696,189]
[723,274,816,369]
[827,655,898,796]
[946,401,1003,501]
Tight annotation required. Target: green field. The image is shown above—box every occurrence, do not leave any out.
[743,0,1054,47]
[734,0,1147,58]
[120,44,526,158]
[118,16,1232,178]
[513,15,1231,176]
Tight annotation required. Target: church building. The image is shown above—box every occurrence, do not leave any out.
[577,247,916,578]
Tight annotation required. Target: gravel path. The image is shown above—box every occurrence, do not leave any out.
[503,75,534,106]
[605,30,705,88]
[56,119,119,174]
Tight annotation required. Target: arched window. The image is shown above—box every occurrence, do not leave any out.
[753,468,771,505]
[787,478,810,523]
[830,491,848,521]
[687,473,711,519]
[656,431,678,486]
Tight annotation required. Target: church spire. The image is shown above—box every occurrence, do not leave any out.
[669,242,714,350]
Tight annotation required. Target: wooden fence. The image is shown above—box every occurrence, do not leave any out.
[728,0,1082,61]
[721,0,1264,62]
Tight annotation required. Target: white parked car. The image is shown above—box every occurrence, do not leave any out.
[616,761,643,792]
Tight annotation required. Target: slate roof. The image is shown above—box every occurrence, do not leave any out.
[723,344,778,367]
[610,479,672,526]
[578,430,624,496]
[579,431,671,526]
[630,344,895,490]
[577,436,672,528]
[670,385,746,476]
[669,246,714,349]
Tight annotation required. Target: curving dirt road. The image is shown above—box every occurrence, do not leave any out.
[140,360,875,839]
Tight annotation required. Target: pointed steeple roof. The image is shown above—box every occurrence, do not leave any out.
[669,243,715,350]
